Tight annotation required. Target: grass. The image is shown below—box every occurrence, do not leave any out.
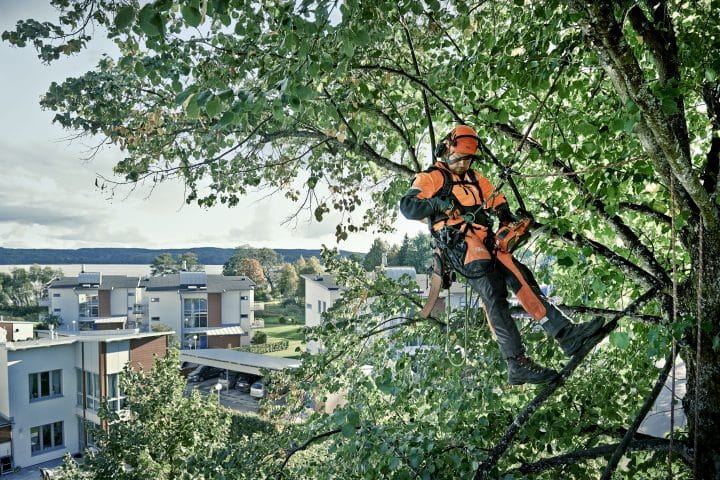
[258,324,305,358]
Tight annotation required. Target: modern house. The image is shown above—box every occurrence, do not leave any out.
[142,272,256,349]
[0,326,171,473]
[48,271,257,349]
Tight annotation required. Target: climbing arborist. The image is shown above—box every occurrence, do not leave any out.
[400,125,604,385]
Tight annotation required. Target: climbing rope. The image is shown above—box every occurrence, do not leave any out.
[669,174,678,478]
[693,215,703,477]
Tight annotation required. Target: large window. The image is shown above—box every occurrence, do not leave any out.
[76,369,100,410]
[30,421,63,454]
[183,298,208,328]
[107,373,126,412]
[29,370,62,401]
[78,293,99,318]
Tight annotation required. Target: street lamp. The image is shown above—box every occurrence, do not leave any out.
[193,334,198,350]
[213,382,222,406]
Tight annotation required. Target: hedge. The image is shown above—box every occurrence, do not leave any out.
[238,340,289,354]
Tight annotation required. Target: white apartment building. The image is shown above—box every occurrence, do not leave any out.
[143,272,256,349]
[0,327,171,473]
[48,272,144,331]
[48,271,256,349]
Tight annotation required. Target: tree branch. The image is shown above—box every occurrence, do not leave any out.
[276,428,343,478]
[508,438,688,475]
[618,202,672,226]
[473,286,662,479]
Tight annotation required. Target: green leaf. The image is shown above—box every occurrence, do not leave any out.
[341,424,355,437]
[609,331,630,349]
[557,256,574,267]
[138,5,164,37]
[114,6,135,30]
[205,96,222,117]
[181,5,202,27]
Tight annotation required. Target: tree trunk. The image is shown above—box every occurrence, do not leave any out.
[682,223,720,479]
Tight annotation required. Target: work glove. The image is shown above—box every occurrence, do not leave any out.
[495,203,518,226]
[427,196,454,213]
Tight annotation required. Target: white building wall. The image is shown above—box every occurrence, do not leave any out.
[110,288,132,317]
[147,290,180,332]
[304,282,342,328]
[0,343,8,418]
[105,340,130,374]
[8,343,80,468]
[49,289,78,324]
[222,291,240,325]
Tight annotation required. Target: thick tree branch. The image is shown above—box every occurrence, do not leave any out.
[618,202,672,226]
[576,0,719,230]
[508,438,688,475]
[601,347,679,479]
[276,428,343,478]
[474,286,662,479]
[509,304,662,323]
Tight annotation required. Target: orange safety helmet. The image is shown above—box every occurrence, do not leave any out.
[448,125,479,156]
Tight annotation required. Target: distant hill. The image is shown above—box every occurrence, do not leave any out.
[0,247,362,266]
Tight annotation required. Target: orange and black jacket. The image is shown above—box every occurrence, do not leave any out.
[400,161,512,233]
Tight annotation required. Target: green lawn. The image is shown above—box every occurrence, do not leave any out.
[258,324,304,358]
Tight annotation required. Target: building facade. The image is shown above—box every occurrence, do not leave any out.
[0,327,171,472]
[48,271,256,349]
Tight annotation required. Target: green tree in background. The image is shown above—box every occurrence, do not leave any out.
[7,0,720,476]
[276,263,299,298]
[0,266,62,308]
[149,252,203,276]
[362,238,389,271]
[223,245,280,292]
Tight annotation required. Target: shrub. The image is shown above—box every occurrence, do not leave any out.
[251,331,267,344]
[278,316,288,324]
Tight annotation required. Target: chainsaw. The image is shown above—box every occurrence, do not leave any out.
[495,217,533,253]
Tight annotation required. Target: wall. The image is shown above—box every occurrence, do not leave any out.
[147,290,180,332]
[49,288,78,324]
[208,293,221,327]
[129,336,167,371]
[110,288,132,317]
[304,281,343,328]
[0,344,8,417]
[98,290,111,317]
[8,343,80,468]
[207,334,241,348]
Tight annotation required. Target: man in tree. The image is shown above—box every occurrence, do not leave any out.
[400,125,604,385]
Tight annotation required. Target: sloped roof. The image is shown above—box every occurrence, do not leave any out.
[301,274,341,290]
[49,275,139,290]
[142,274,255,292]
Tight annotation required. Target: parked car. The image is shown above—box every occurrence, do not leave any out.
[235,376,252,392]
[180,362,198,378]
[249,381,266,398]
[187,366,224,383]
[218,372,239,388]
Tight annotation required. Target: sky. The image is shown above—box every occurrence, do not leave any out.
[0,2,425,254]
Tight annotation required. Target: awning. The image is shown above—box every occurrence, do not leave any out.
[205,326,244,336]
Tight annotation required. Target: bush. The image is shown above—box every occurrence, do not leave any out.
[229,411,274,438]
[278,316,288,324]
[239,340,289,354]
[251,331,267,344]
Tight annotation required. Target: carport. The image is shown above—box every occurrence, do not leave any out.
[180,348,300,376]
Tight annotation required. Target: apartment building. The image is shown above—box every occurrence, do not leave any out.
[48,272,143,331]
[48,271,256,349]
[143,272,255,349]
[0,327,171,473]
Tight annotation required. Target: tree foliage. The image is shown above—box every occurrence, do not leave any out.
[6,0,720,477]
[149,252,203,276]
[0,265,62,308]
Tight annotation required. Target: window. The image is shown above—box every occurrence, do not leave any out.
[127,292,135,297]
[29,370,62,401]
[151,316,160,321]
[76,369,100,411]
[306,303,312,310]
[52,293,61,298]
[128,306,133,311]
[183,298,208,328]
[78,293,99,318]
[107,373,125,412]
[240,295,248,300]
[78,417,99,450]
[240,314,248,318]
[150,297,160,302]
[30,421,63,454]
[317,300,321,313]
[53,308,61,313]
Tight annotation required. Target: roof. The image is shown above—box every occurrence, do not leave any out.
[0,413,11,428]
[5,330,173,351]
[301,274,341,290]
[48,275,140,290]
[180,348,300,373]
[142,274,255,292]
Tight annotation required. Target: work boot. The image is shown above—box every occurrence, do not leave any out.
[555,317,605,357]
[506,354,558,385]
